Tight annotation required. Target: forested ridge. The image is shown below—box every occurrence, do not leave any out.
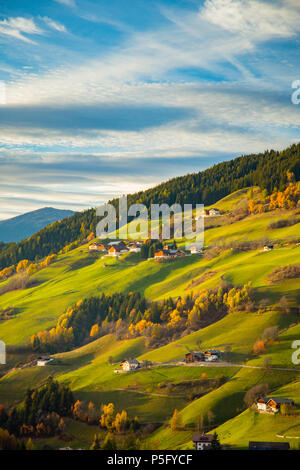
[0,143,299,269]
[109,144,300,208]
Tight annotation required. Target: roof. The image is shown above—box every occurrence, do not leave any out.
[192,434,214,443]
[249,441,290,450]
[185,352,204,358]
[205,349,221,355]
[108,240,125,246]
[256,397,268,403]
[266,397,294,404]
[109,246,122,252]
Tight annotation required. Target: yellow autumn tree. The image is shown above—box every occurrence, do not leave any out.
[100,403,115,430]
[114,410,129,433]
[16,259,29,273]
[0,265,15,279]
[90,323,99,338]
[253,340,265,355]
[170,409,181,431]
[27,263,38,275]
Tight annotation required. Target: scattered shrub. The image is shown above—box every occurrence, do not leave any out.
[268,217,299,230]
[267,265,300,284]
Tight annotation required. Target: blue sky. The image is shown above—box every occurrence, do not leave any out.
[0,0,300,219]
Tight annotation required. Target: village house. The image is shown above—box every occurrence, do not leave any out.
[120,359,141,372]
[267,397,294,413]
[154,249,172,259]
[98,243,108,251]
[204,349,222,361]
[89,242,108,251]
[192,434,214,450]
[89,242,99,251]
[249,441,290,450]
[209,208,220,216]
[255,397,295,413]
[108,245,129,256]
[189,246,203,255]
[154,249,185,260]
[37,356,53,367]
[170,249,185,258]
[128,243,142,253]
[185,352,205,363]
[256,397,268,412]
[108,240,126,248]
[264,244,274,251]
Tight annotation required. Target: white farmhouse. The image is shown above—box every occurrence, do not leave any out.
[37,356,53,366]
[121,359,140,372]
[209,208,220,216]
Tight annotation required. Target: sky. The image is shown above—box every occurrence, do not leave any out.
[0,0,300,219]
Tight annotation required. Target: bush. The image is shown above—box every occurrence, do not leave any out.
[268,217,299,230]
[0,274,37,295]
[262,326,279,342]
[244,383,269,408]
[267,265,300,284]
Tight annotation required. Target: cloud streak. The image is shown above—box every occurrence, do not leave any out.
[0,0,300,218]
[41,17,67,33]
[0,16,43,44]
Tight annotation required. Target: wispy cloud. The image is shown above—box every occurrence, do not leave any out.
[1,0,300,217]
[0,16,43,44]
[201,0,300,39]
[54,0,76,8]
[41,17,67,33]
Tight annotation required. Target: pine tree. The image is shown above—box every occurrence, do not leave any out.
[211,432,221,450]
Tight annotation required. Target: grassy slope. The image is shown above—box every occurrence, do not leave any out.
[0,243,299,346]
[0,189,299,449]
[0,333,235,424]
[145,319,300,449]
[212,376,300,450]
[206,188,257,212]
[140,306,300,364]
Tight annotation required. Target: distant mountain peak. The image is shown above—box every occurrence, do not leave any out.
[0,207,74,243]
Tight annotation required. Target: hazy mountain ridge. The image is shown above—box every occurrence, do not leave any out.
[0,207,74,243]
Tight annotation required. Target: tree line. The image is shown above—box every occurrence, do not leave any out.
[0,377,74,439]
[31,283,254,353]
[31,292,147,352]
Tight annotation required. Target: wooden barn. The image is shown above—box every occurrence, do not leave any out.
[185,352,205,363]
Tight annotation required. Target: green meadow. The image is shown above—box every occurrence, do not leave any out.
[0,188,299,449]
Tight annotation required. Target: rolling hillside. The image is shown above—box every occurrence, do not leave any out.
[0,184,299,450]
[0,141,299,270]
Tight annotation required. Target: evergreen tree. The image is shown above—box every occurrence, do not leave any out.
[211,432,222,450]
